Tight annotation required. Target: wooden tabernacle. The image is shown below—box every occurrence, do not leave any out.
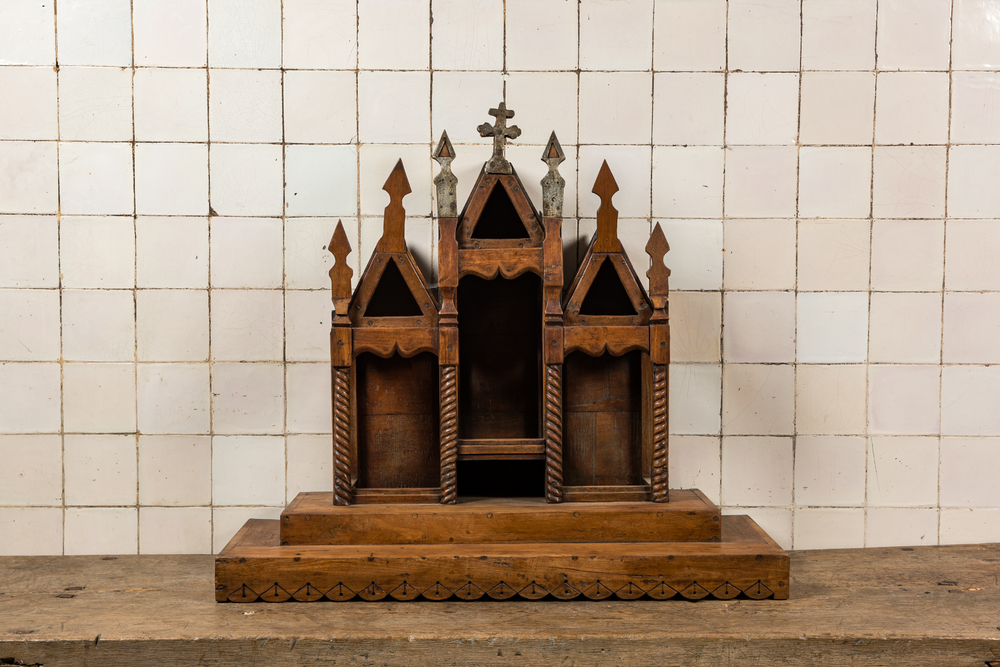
[216,104,789,602]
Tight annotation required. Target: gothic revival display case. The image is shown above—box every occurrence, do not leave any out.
[215,105,789,602]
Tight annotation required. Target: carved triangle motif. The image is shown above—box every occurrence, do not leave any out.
[364,259,422,317]
[579,258,638,316]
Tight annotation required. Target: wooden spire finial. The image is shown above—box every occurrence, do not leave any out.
[541,132,566,218]
[433,131,458,218]
[646,222,671,300]
[477,101,521,174]
[377,159,410,253]
[592,160,621,252]
[328,220,353,311]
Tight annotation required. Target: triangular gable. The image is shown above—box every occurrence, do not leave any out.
[350,160,439,327]
[564,161,651,326]
[456,166,543,248]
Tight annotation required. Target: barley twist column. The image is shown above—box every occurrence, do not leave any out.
[332,366,353,506]
[651,363,668,502]
[544,364,564,503]
[439,365,459,504]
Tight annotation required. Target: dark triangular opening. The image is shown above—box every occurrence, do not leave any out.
[579,258,638,316]
[364,258,423,317]
[470,183,530,239]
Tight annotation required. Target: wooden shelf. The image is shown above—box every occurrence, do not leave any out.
[456,438,545,460]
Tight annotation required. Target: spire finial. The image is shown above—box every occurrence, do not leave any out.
[328,220,353,313]
[592,160,621,252]
[646,222,671,305]
[433,130,458,218]
[477,101,521,174]
[377,159,410,253]
[540,132,566,218]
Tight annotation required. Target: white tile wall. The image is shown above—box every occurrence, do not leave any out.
[1,0,999,554]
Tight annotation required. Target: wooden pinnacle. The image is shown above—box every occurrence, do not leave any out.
[646,222,671,299]
[377,159,410,253]
[328,220,353,309]
[592,160,621,253]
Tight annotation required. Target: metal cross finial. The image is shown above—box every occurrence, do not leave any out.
[478,102,521,174]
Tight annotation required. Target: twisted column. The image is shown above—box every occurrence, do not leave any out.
[439,365,459,504]
[332,366,353,506]
[544,364,564,503]
[651,363,668,502]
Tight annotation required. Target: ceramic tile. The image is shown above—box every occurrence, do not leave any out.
[876,0,952,71]
[209,69,282,143]
[60,216,135,288]
[869,365,941,435]
[869,292,942,364]
[64,435,137,506]
[0,289,60,361]
[212,435,285,505]
[283,0,357,69]
[505,73,578,146]
[431,72,504,145]
[57,0,132,66]
[723,292,795,363]
[668,436,721,505]
[866,508,938,547]
[951,72,1000,145]
[210,218,283,289]
[801,0,876,70]
[723,219,797,291]
[940,437,1000,507]
[668,292,721,363]
[872,147,946,219]
[132,67,207,141]
[794,508,865,549]
[58,142,134,215]
[136,217,209,288]
[210,290,283,362]
[0,0,55,65]
[211,363,285,434]
[357,72,431,143]
[284,71,357,144]
[953,0,1000,69]
[870,219,944,292]
[943,293,1000,364]
[63,363,136,433]
[0,67,57,140]
[505,0,578,70]
[287,364,333,434]
[941,366,1000,436]
[579,146,652,218]
[65,508,137,555]
[654,0,727,71]
[0,435,62,506]
[795,436,866,506]
[61,290,134,362]
[286,435,333,503]
[285,145,358,218]
[795,365,867,435]
[0,141,58,214]
[725,73,799,145]
[212,506,283,553]
[798,147,872,219]
[0,216,59,288]
[209,144,284,216]
[668,364,722,435]
[652,73,724,146]
[0,509,62,555]
[948,146,1000,218]
[136,290,210,362]
[651,146,723,218]
[579,73,653,145]
[285,290,333,362]
[874,73,950,145]
[867,437,939,507]
[0,363,61,434]
[656,220,722,290]
[357,0,428,69]
[723,146,798,218]
[799,72,874,145]
[940,508,1000,544]
[135,143,209,216]
[797,220,871,291]
[134,0,207,66]
[432,0,503,70]
[139,507,212,554]
[732,507,793,549]
[57,66,132,141]
[138,435,212,506]
[721,364,795,436]
[580,0,653,71]
[727,0,801,72]
[945,220,1000,291]
[136,363,211,434]
[721,436,793,506]
[285,218,359,290]
[797,292,869,363]
[208,0,281,68]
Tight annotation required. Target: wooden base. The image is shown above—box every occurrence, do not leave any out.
[216,492,789,602]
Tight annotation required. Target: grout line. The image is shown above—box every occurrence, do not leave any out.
[52,0,65,556]
[129,0,140,555]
